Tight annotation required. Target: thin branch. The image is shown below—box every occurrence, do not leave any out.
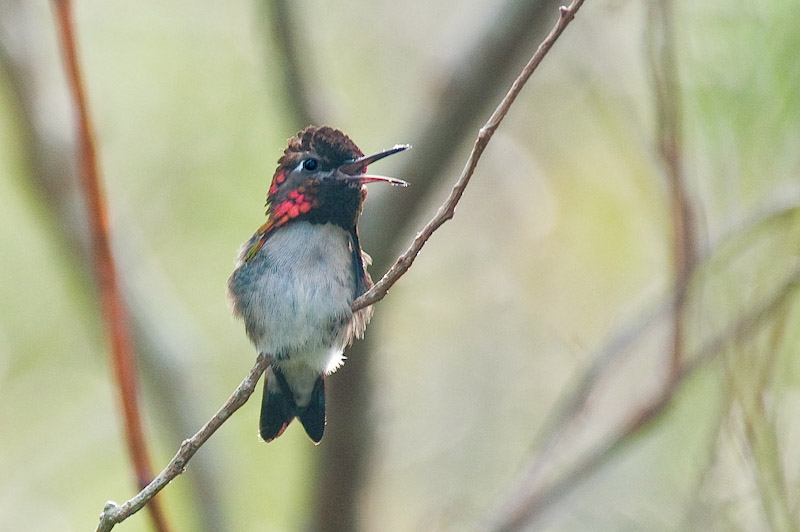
[483,268,800,532]
[351,0,587,313]
[95,353,271,532]
[50,2,170,531]
[359,0,561,268]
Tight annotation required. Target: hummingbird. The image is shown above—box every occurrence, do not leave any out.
[228,125,408,443]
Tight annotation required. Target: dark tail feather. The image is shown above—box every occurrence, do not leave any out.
[297,376,326,443]
[260,367,295,442]
[260,367,326,443]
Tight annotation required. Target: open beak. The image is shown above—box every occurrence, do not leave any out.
[338,144,410,187]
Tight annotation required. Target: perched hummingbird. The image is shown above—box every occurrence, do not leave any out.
[228,126,408,443]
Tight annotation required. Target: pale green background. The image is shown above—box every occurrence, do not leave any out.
[1,0,799,530]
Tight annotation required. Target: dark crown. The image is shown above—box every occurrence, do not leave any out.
[278,126,364,169]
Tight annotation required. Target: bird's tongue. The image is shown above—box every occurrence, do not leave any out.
[348,174,409,187]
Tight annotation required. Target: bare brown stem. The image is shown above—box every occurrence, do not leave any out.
[647,0,697,379]
[50,2,170,531]
[0,6,227,529]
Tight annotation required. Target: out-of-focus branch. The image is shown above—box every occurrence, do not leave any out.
[95,353,271,532]
[50,2,170,531]
[1,4,227,529]
[483,267,800,532]
[483,190,800,531]
[726,304,797,532]
[677,290,796,528]
[509,298,674,506]
[647,0,697,377]
[477,5,701,526]
[648,0,695,275]
[740,393,797,532]
[708,185,800,257]
[258,0,319,129]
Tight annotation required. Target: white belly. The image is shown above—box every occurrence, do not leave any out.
[229,222,356,375]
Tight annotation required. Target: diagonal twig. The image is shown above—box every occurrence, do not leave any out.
[360,0,562,268]
[95,354,270,532]
[352,0,587,312]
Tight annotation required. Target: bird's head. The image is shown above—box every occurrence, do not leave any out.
[265,126,408,230]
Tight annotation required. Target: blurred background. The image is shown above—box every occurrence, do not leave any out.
[1,0,800,530]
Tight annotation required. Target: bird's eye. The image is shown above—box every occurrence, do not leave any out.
[302,158,318,171]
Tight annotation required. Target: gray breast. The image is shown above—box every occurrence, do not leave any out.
[228,222,356,359]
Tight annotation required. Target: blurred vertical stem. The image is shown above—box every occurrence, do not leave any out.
[727,306,797,532]
[50,2,170,531]
[742,392,797,532]
[647,0,697,377]
[258,0,319,129]
[1,4,227,529]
